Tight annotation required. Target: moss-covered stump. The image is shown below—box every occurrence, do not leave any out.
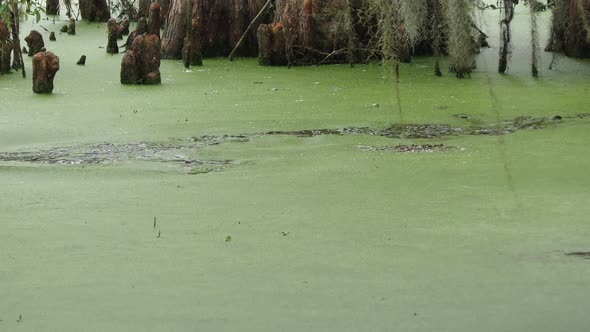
[121,34,161,85]
[25,30,45,57]
[32,52,60,94]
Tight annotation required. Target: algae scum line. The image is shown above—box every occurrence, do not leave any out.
[1,113,586,173]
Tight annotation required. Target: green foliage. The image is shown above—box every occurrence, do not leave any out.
[0,0,45,24]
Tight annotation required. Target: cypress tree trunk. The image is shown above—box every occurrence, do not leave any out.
[161,0,187,59]
[79,0,111,22]
[0,20,11,74]
[529,0,540,76]
[139,0,150,17]
[9,6,23,74]
[46,0,60,15]
[498,0,515,73]
[161,0,270,59]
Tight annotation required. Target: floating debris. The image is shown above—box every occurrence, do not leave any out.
[0,140,241,175]
[263,114,570,139]
[0,114,582,174]
[357,144,462,153]
[565,252,590,259]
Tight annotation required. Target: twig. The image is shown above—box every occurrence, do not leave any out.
[318,48,346,65]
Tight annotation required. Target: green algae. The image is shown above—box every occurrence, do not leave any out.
[1,7,590,332]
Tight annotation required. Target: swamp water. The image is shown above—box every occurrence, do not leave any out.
[1,7,590,332]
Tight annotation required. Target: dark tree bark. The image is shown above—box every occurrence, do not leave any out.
[161,0,186,58]
[257,22,286,66]
[139,0,150,18]
[0,20,11,74]
[161,0,270,59]
[182,18,202,66]
[564,0,590,57]
[79,0,110,22]
[9,6,23,73]
[46,0,60,15]
[148,2,162,37]
[499,0,515,73]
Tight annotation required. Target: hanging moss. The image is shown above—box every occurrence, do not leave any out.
[443,0,476,78]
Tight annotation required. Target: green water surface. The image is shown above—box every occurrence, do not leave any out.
[1,7,589,332]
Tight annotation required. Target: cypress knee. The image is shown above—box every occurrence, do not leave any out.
[121,34,161,85]
[126,17,147,50]
[107,19,119,54]
[67,18,76,35]
[32,52,60,94]
[148,3,161,37]
[24,31,45,57]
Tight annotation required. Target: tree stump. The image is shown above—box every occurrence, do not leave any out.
[24,30,45,57]
[32,52,60,94]
[107,18,120,54]
[0,21,11,74]
[68,18,76,35]
[121,34,161,85]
